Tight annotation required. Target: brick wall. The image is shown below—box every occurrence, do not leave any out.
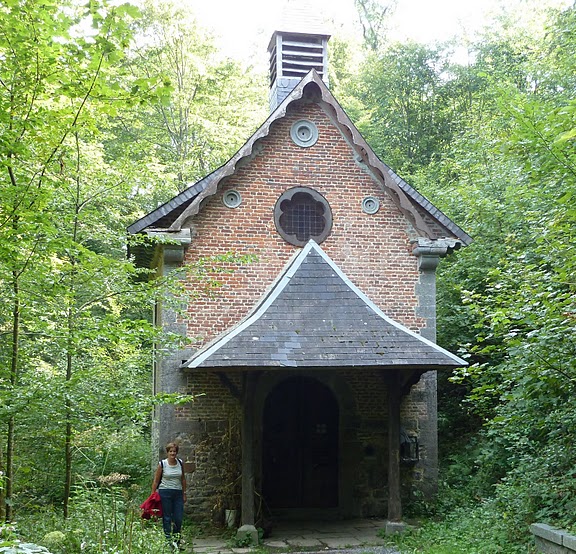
[180,101,424,349]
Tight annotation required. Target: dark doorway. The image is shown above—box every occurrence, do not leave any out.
[262,376,339,509]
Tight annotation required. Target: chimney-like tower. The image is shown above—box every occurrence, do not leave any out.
[268,1,331,112]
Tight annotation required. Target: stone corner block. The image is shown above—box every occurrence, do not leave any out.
[564,534,576,550]
[385,521,408,535]
[236,525,259,546]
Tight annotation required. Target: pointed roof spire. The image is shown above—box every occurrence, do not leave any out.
[268,0,331,111]
[275,0,332,36]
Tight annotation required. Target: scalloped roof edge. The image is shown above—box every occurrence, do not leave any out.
[127,70,472,246]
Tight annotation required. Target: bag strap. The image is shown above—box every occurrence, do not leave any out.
[158,459,164,486]
[159,458,183,471]
[159,458,183,473]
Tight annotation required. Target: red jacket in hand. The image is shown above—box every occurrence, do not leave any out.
[140,491,163,519]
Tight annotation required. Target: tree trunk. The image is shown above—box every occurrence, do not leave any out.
[5,273,20,522]
[63,349,73,518]
[5,417,15,523]
[63,134,82,518]
[0,448,4,520]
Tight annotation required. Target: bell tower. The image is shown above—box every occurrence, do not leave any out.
[268,1,331,111]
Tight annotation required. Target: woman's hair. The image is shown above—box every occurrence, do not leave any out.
[165,442,179,453]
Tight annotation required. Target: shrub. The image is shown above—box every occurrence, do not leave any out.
[381,500,538,554]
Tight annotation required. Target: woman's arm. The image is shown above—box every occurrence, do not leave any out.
[151,462,162,493]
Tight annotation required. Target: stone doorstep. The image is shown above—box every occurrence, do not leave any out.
[190,518,389,554]
[320,538,364,548]
[285,539,325,548]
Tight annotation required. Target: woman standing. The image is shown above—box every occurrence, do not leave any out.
[152,442,187,549]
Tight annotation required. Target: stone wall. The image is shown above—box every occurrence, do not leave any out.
[531,524,576,553]
[169,367,436,521]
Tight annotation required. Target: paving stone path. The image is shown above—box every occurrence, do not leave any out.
[189,519,401,554]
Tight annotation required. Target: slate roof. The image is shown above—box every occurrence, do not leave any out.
[273,0,331,36]
[127,70,472,247]
[182,241,467,370]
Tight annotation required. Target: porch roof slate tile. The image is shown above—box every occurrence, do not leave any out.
[182,241,467,370]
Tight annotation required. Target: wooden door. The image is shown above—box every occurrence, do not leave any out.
[262,376,339,509]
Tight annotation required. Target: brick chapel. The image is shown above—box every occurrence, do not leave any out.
[128,4,471,538]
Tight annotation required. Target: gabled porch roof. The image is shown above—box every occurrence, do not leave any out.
[182,241,467,370]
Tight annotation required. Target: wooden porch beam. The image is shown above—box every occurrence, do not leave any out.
[238,372,259,544]
[387,374,402,522]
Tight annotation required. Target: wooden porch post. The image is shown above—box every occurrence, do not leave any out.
[238,371,258,543]
[387,374,402,522]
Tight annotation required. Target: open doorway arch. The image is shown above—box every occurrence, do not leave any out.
[262,375,339,509]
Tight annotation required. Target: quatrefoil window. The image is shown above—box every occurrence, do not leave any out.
[274,187,332,246]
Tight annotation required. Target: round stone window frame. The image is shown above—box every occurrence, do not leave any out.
[222,189,242,209]
[290,119,319,148]
[362,196,380,215]
[274,186,333,247]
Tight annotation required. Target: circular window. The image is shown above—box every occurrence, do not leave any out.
[290,120,319,148]
[274,187,332,246]
[222,189,242,208]
[362,196,380,214]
